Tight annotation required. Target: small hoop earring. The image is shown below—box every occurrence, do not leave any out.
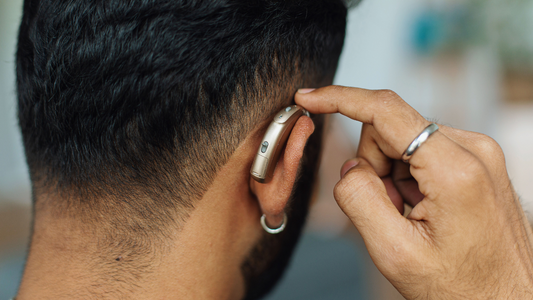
[260,213,287,234]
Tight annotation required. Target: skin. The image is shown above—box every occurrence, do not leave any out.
[17,107,316,299]
[296,86,533,299]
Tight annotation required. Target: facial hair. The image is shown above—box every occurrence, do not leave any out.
[241,115,324,300]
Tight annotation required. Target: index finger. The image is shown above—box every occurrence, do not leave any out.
[296,86,431,158]
[295,85,478,206]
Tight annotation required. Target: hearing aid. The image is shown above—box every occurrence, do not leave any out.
[250,105,310,183]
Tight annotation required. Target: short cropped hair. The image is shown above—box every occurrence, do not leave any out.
[17,0,347,240]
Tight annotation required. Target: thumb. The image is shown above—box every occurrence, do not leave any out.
[335,158,409,248]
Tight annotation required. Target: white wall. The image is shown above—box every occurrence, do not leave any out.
[0,0,30,205]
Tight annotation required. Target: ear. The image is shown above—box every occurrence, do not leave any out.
[250,116,315,228]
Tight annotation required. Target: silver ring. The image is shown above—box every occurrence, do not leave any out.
[401,123,439,163]
[260,213,287,234]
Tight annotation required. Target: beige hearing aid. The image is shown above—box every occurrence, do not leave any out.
[250,105,310,183]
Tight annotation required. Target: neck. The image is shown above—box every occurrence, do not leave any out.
[18,129,264,300]
[18,177,259,299]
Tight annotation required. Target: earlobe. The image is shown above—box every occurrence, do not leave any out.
[250,116,315,229]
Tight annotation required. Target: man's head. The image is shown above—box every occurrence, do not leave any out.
[17,0,348,298]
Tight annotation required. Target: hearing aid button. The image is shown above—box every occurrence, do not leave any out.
[285,106,292,112]
[261,141,269,153]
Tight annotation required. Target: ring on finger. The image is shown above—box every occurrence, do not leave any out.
[401,123,439,163]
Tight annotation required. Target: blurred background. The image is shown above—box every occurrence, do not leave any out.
[1,0,533,299]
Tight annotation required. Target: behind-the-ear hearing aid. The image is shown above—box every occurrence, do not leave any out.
[250,105,310,183]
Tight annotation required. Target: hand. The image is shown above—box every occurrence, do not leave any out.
[296,86,533,299]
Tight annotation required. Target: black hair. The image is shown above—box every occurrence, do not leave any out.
[17,0,347,242]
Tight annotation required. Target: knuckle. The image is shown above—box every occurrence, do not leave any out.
[372,89,425,132]
[455,153,487,186]
[375,89,402,103]
[334,168,379,202]
[474,134,504,161]
[373,89,414,117]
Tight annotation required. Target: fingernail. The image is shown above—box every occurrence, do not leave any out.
[341,159,360,179]
[298,88,316,94]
